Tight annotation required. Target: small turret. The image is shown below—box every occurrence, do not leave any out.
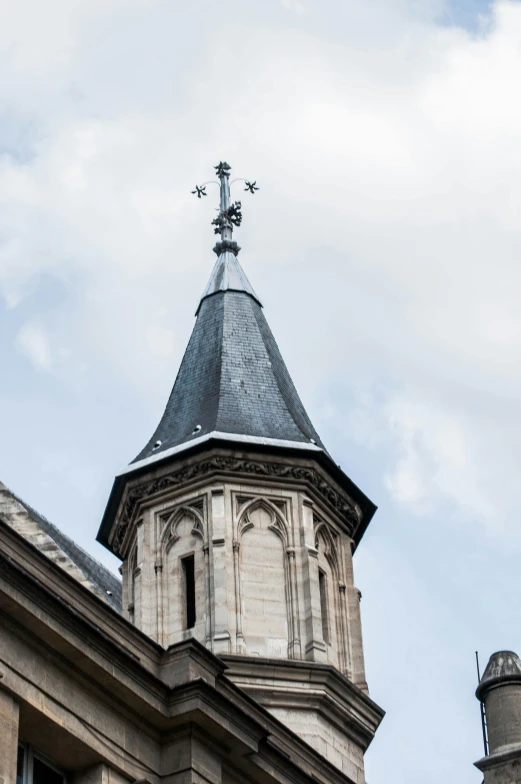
[97,162,383,782]
[475,650,521,782]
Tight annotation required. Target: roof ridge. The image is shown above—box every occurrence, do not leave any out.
[0,483,121,609]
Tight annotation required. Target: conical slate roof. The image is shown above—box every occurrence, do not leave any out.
[133,250,324,464]
[197,248,261,311]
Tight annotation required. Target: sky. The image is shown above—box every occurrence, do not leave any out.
[0,0,519,781]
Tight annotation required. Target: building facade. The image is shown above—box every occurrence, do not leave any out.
[0,163,383,784]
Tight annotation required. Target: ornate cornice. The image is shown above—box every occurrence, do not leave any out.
[113,455,362,554]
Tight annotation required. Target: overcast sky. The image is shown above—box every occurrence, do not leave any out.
[1,0,520,781]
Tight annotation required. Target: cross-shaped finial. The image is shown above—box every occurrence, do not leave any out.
[192,162,259,255]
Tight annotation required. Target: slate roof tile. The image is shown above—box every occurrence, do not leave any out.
[134,252,324,462]
[0,483,122,611]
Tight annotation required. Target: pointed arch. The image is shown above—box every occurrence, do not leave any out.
[161,505,205,554]
[237,496,289,545]
[235,496,292,658]
[314,519,340,577]
[313,517,343,668]
[159,501,207,647]
[127,540,137,621]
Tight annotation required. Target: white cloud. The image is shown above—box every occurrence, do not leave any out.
[0,0,520,528]
[1,4,521,783]
[383,396,494,521]
[15,324,52,370]
[282,0,307,14]
[145,323,177,357]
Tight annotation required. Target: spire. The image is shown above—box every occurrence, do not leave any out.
[193,161,261,313]
[132,162,324,466]
[198,250,261,313]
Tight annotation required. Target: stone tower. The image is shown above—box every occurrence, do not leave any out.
[97,162,383,783]
[475,650,521,783]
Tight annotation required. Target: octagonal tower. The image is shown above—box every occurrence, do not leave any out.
[98,163,383,784]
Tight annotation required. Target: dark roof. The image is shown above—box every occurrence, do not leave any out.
[5,487,122,611]
[197,248,261,311]
[133,251,325,463]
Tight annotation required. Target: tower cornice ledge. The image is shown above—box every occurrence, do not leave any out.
[475,744,521,775]
[98,439,376,558]
[221,655,385,751]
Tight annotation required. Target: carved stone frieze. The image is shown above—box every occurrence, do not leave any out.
[113,455,361,554]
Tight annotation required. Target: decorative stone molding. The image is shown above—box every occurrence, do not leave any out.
[221,654,385,760]
[237,497,289,546]
[163,514,204,553]
[313,515,349,673]
[314,517,340,576]
[153,495,209,647]
[234,495,296,658]
[114,464,365,686]
[113,455,360,554]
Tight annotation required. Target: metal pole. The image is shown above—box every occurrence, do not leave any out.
[476,651,489,757]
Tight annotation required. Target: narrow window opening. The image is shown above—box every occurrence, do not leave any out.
[319,569,330,645]
[182,554,196,629]
[128,545,137,623]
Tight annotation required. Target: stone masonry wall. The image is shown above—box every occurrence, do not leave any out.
[122,477,366,683]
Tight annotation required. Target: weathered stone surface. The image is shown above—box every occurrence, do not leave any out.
[95,438,380,778]
[222,654,383,784]
[0,688,19,784]
[73,764,132,784]
[0,518,359,784]
[478,652,521,701]
[0,482,121,610]
[475,651,521,784]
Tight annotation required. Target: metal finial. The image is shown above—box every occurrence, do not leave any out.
[192,162,258,255]
[214,161,231,178]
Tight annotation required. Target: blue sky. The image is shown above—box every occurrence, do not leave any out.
[444,0,493,26]
[1,1,520,782]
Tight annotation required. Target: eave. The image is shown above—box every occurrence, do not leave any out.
[97,435,377,556]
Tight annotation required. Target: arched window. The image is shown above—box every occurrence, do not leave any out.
[318,567,330,645]
[315,523,339,667]
[239,501,289,658]
[127,543,137,623]
[181,553,196,629]
[162,508,205,645]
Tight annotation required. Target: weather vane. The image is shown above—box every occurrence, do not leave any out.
[192,162,259,255]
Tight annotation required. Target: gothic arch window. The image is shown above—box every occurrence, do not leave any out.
[318,567,330,645]
[315,520,340,666]
[161,506,205,646]
[127,541,137,623]
[237,499,290,658]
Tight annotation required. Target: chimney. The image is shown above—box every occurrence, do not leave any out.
[475,650,521,782]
